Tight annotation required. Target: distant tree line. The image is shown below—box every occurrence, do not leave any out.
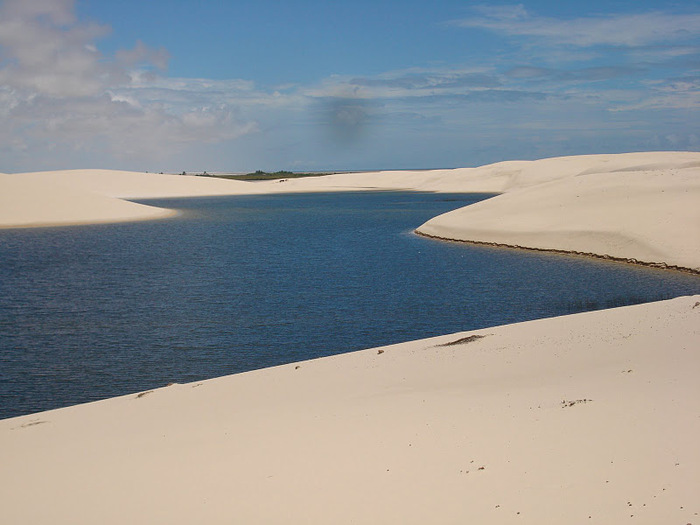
[175,170,335,180]
[216,170,333,181]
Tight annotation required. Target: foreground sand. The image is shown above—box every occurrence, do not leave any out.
[1,295,698,524]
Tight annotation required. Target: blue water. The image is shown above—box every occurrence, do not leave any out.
[1,191,699,419]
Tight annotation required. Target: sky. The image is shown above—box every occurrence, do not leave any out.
[1,0,699,173]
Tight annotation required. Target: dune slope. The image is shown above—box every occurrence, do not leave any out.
[0,173,178,228]
[1,295,698,524]
[416,153,700,272]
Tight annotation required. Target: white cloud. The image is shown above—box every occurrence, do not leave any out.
[0,0,114,97]
[610,76,700,111]
[302,66,508,102]
[0,0,259,169]
[115,41,169,71]
[455,6,700,47]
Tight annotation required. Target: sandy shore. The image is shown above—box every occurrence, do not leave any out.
[1,152,699,522]
[1,295,698,523]
[416,152,700,272]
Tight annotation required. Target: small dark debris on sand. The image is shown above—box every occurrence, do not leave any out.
[438,334,487,347]
[136,390,153,399]
[11,419,49,430]
[20,420,48,428]
[561,398,592,408]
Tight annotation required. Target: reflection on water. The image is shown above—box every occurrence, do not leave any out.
[1,191,698,418]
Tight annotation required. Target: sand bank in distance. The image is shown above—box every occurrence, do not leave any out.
[1,295,698,524]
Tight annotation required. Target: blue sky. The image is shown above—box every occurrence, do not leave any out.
[1,0,698,172]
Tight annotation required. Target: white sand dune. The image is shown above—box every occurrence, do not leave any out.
[0,170,264,228]
[1,295,698,524]
[0,173,178,228]
[17,169,262,199]
[416,152,700,272]
[257,151,700,194]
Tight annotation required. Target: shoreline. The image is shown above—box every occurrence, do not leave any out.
[414,230,700,275]
[0,208,181,230]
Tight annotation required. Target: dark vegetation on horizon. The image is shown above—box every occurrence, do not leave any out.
[180,167,441,180]
[183,170,337,181]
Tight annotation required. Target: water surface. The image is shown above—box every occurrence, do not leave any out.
[1,191,698,419]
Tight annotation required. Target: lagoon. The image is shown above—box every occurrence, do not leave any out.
[1,191,699,419]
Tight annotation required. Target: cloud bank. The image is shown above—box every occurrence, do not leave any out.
[1,2,698,172]
[454,5,700,47]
